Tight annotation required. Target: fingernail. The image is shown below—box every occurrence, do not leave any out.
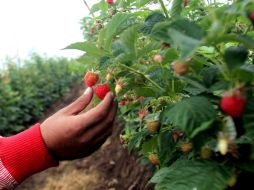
[84,87,92,96]
[108,92,114,98]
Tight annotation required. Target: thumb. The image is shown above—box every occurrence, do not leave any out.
[63,87,93,115]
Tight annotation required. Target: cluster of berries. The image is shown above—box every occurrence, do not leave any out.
[84,71,110,100]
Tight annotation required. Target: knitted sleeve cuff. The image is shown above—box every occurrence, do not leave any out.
[0,123,59,183]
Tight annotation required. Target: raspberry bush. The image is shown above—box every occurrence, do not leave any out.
[67,0,254,189]
[0,54,82,135]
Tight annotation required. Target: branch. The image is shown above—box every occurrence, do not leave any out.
[82,0,95,18]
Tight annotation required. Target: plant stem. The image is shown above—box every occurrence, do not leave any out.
[82,0,95,18]
[119,64,165,93]
[158,0,169,19]
[172,78,175,93]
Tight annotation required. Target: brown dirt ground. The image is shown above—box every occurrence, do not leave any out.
[16,83,153,190]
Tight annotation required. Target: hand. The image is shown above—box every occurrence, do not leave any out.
[40,87,118,160]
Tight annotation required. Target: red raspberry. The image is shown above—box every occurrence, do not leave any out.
[84,71,99,87]
[95,84,111,100]
[220,89,246,118]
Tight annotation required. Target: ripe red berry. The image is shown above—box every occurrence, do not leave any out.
[119,99,126,106]
[138,108,148,120]
[220,90,246,118]
[95,84,111,100]
[105,0,116,5]
[248,11,254,24]
[90,28,95,34]
[84,71,99,87]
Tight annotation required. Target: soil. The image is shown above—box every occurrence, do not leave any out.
[17,83,153,190]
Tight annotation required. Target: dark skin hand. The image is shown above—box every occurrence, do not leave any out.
[40,87,118,160]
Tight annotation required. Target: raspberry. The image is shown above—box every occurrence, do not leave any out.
[220,89,246,118]
[84,71,99,87]
[147,120,160,133]
[148,153,160,166]
[95,84,111,100]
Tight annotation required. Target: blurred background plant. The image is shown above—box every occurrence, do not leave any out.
[0,53,84,136]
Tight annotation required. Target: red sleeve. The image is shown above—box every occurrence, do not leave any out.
[0,123,59,185]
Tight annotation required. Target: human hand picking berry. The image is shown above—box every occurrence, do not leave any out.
[41,87,118,160]
[0,87,117,189]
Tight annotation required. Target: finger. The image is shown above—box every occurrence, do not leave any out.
[62,87,93,115]
[84,101,117,142]
[77,92,114,126]
[92,127,113,146]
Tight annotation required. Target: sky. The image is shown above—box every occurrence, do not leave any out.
[0,0,228,66]
[0,0,98,64]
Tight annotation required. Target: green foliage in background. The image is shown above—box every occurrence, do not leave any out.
[0,54,83,135]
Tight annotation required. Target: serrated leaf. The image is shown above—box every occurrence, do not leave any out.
[136,0,153,8]
[64,42,104,57]
[201,66,220,88]
[104,13,136,51]
[241,64,254,73]
[90,1,107,14]
[216,34,254,49]
[182,77,208,95]
[142,136,158,156]
[120,25,139,56]
[161,96,216,136]
[157,132,176,166]
[243,92,254,140]
[190,119,215,138]
[224,46,248,70]
[137,41,161,58]
[152,19,205,58]
[169,28,202,58]
[171,0,183,18]
[140,12,166,35]
[151,159,232,190]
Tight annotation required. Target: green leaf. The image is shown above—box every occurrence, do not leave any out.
[151,159,232,190]
[64,42,105,57]
[142,136,158,156]
[224,46,248,70]
[152,19,205,58]
[190,119,215,138]
[140,12,166,35]
[169,28,202,58]
[120,25,139,56]
[157,132,176,166]
[216,34,254,49]
[243,92,254,141]
[90,0,108,13]
[137,41,161,58]
[136,0,153,8]
[182,77,208,95]
[161,96,216,136]
[103,13,136,51]
[171,0,183,18]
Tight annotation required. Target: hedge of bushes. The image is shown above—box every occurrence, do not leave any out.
[0,54,83,136]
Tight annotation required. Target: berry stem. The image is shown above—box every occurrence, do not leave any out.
[82,0,95,18]
[158,0,169,19]
[119,64,165,93]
